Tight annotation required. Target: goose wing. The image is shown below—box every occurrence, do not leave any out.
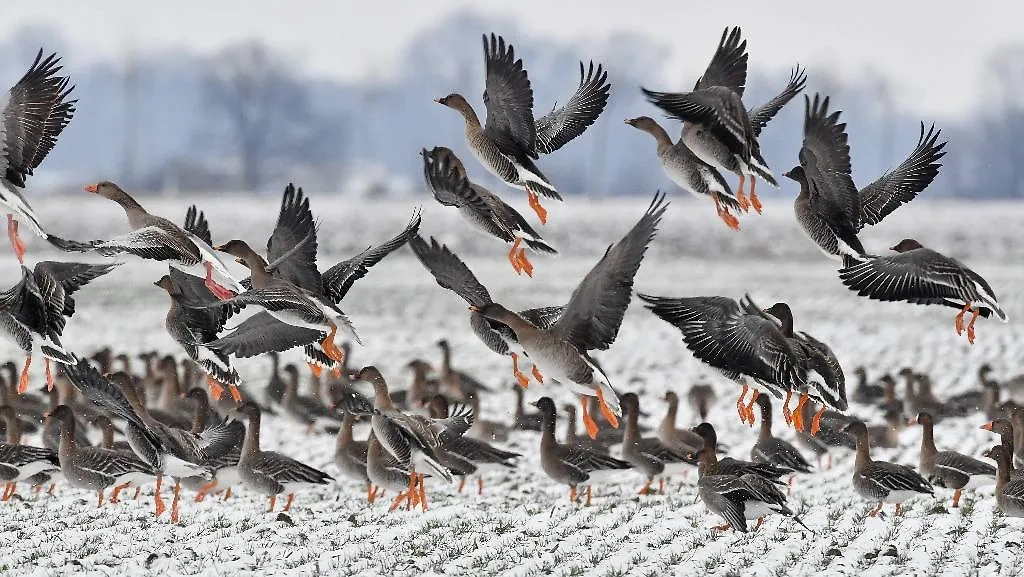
[321,208,421,303]
[858,123,946,229]
[534,61,610,154]
[481,33,537,159]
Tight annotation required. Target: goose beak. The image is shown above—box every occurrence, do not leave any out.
[433,97,444,104]
[83,184,98,193]
[468,305,480,312]
[528,400,539,408]
[980,422,994,431]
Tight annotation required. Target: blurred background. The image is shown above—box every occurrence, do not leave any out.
[4,0,1024,198]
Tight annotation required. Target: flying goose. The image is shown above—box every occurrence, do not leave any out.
[838,238,1006,343]
[0,260,117,392]
[421,146,555,275]
[639,293,806,425]
[0,49,77,264]
[408,234,563,384]
[784,95,946,260]
[435,33,610,224]
[471,193,666,438]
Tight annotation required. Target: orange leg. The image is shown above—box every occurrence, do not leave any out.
[581,396,599,439]
[154,475,166,517]
[569,486,577,503]
[792,394,810,432]
[7,214,26,264]
[406,472,418,511]
[268,495,277,512]
[2,482,14,501]
[516,248,534,278]
[283,493,295,512]
[952,489,962,508]
[132,487,140,500]
[659,478,665,494]
[596,388,619,429]
[749,178,762,214]
[45,358,53,392]
[508,237,524,275]
[638,480,653,496]
[458,478,466,493]
[229,384,243,403]
[170,480,181,523]
[735,175,750,212]
[531,365,544,384]
[195,479,218,502]
[744,389,761,425]
[752,516,765,531]
[109,483,130,504]
[954,302,971,335]
[367,483,376,504]
[388,490,408,512]
[966,308,981,345]
[96,490,105,508]
[17,355,31,394]
[321,324,345,363]
[735,383,749,422]
[33,485,41,494]
[526,188,548,225]
[712,192,741,231]
[222,487,232,501]
[868,501,884,517]
[895,503,904,517]
[204,261,235,301]
[511,353,530,388]
[811,404,828,435]
[712,524,732,532]
[477,477,484,496]
[781,389,794,425]
[585,485,592,507]
[206,376,224,401]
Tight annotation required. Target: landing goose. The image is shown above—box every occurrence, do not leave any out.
[838,238,1006,343]
[421,146,555,275]
[435,33,610,224]
[472,193,666,438]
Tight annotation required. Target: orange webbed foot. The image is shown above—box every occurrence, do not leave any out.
[596,388,619,429]
[527,189,548,225]
[516,249,534,278]
[207,377,224,401]
[531,365,544,384]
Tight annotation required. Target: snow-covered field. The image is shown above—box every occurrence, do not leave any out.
[2,193,1023,576]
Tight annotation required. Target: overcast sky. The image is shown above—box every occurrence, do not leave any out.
[4,1,1020,117]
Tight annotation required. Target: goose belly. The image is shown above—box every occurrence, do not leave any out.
[885,490,926,504]
[743,500,780,520]
[266,307,327,331]
[13,461,59,481]
[522,339,592,388]
[681,130,732,174]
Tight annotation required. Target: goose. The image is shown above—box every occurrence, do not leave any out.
[0,405,59,500]
[983,445,1024,517]
[0,49,76,264]
[619,392,692,494]
[408,234,563,386]
[471,193,666,439]
[421,146,555,275]
[435,33,610,224]
[750,395,813,479]
[656,391,704,455]
[426,395,520,495]
[690,423,792,484]
[687,385,717,422]
[843,420,933,517]
[784,94,946,261]
[207,184,420,372]
[838,238,1006,344]
[0,260,117,392]
[910,411,994,508]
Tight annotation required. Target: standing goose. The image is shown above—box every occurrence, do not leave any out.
[851,367,886,405]
[624,116,742,230]
[366,432,423,512]
[154,269,242,401]
[334,408,373,503]
[687,385,717,422]
[0,49,77,264]
[691,423,792,483]
[409,234,563,387]
[435,339,492,401]
[435,33,610,224]
[656,391,704,456]
[642,28,805,210]
[55,183,241,299]
[533,397,631,505]
[472,193,666,439]
[46,404,156,508]
[784,94,947,260]
[639,293,806,426]
[838,238,1006,344]
[842,420,933,516]
[230,402,332,512]
[421,146,556,275]
[910,411,994,508]
[980,419,1024,480]
[750,395,813,478]
[356,366,474,508]
[619,392,692,494]
[282,363,339,434]
[693,421,807,533]
[513,385,543,432]
[0,405,60,500]
[0,260,117,392]
[983,445,1024,517]
[207,184,420,372]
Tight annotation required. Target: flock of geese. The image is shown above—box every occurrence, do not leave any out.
[0,27,1017,534]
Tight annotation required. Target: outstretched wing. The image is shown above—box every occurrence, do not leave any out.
[321,208,421,303]
[265,183,322,290]
[533,61,610,154]
[407,234,492,307]
[694,27,747,93]
[481,33,538,159]
[857,123,946,229]
[748,65,807,137]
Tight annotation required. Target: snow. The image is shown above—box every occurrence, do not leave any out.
[1,194,1023,576]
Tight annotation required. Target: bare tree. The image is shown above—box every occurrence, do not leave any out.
[199,41,318,191]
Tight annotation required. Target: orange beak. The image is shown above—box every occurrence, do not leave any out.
[980,422,994,431]
[84,184,98,193]
[906,418,918,426]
